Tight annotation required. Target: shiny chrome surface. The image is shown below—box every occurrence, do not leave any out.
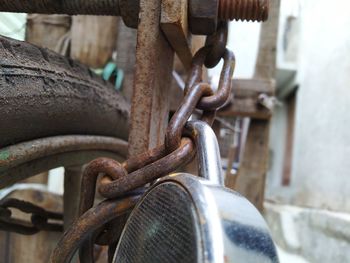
[157,174,279,263]
[114,120,278,262]
[186,121,224,186]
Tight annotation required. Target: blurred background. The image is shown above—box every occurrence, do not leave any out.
[0,0,349,262]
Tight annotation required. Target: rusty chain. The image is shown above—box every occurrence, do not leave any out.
[0,198,63,235]
[50,22,236,263]
[204,21,228,68]
[96,24,235,199]
[0,22,235,263]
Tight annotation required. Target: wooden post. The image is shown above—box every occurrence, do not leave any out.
[115,20,137,101]
[128,0,174,155]
[234,0,281,211]
[26,14,71,54]
[63,166,82,229]
[70,16,119,68]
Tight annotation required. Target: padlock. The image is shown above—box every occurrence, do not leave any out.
[113,120,279,263]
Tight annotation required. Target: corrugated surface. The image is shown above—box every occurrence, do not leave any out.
[0,12,27,40]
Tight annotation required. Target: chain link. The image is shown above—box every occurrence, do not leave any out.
[0,198,63,235]
[96,40,235,200]
[204,21,229,69]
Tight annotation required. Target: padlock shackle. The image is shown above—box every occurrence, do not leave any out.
[185,121,224,186]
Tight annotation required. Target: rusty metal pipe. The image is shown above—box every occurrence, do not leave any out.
[50,197,138,263]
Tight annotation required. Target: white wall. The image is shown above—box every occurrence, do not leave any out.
[267,0,350,213]
[290,0,350,213]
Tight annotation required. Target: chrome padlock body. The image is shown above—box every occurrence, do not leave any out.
[114,121,279,263]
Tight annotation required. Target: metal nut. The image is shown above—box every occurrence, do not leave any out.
[189,0,219,35]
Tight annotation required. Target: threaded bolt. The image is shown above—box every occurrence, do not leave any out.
[218,0,269,22]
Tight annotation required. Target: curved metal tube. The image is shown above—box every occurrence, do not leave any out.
[50,197,139,263]
[0,135,128,171]
[185,121,224,186]
[0,136,127,189]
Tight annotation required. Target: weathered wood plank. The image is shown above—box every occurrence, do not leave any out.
[115,20,137,102]
[71,16,119,68]
[235,120,271,211]
[63,166,82,230]
[234,0,281,211]
[26,14,71,54]
[219,79,275,119]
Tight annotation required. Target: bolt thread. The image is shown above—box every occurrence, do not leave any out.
[218,0,269,22]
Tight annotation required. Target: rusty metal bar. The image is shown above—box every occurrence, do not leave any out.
[0,0,269,33]
[128,0,174,155]
[0,0,122,15]
[0,0,140,28]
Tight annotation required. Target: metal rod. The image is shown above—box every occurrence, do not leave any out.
[0,0,121,15]
[128,0,174,155]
